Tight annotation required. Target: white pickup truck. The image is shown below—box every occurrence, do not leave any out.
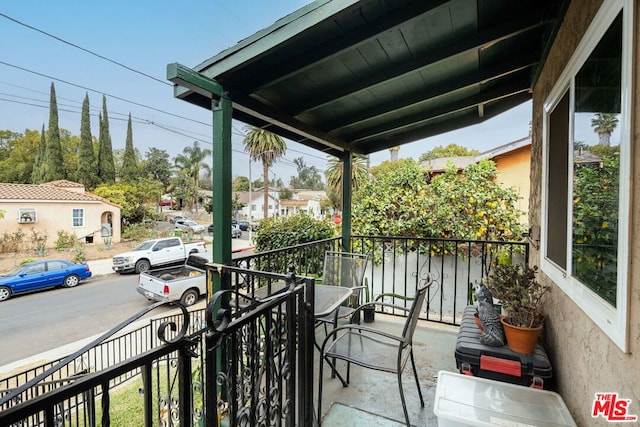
[112,237,207,274]
[137,255,208,306]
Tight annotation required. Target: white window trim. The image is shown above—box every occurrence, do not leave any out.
[541,0,632,352]
[72,208,85,228]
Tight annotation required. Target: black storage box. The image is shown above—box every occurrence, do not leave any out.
[455,306,553,389]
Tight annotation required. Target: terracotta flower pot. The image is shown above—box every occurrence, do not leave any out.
[500,316,543,354]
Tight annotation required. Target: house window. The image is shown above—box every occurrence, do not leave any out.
[72,209,85,227]
[542,0,631,351]
[18,208,37,223]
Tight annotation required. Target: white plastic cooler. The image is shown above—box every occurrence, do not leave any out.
[433,371,576,426]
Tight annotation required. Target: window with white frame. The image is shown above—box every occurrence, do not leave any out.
[18,208,37,223]
[542,0,631,351]
[72,208,85,227]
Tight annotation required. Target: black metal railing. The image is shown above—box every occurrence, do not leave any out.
[0,267,315,427]
[235,235,529,326]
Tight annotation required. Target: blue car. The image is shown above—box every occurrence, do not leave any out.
[0,260,92,302]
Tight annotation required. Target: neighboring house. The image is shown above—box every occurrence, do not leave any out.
[0,180,121,248]
[234,188,327,220]
[480,137,531,224]
[234,190,280,221]
[422,136,532,224]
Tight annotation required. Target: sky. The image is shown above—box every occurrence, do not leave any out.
[0,1,533,185]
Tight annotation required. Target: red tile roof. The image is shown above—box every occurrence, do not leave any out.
[0,183,121,207]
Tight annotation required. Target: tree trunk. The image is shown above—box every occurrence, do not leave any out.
[263,163,269,219]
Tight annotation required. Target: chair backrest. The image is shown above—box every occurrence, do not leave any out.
[401,284,429,346]
[322,251,369,290]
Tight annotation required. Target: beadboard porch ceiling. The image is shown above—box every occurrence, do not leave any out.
[173,0,568,158]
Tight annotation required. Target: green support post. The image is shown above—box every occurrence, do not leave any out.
[341,151,352,251]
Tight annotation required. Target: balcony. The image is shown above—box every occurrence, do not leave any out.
[0,236,527,426]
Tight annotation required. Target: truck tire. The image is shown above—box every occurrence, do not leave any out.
[135,259,151,274]
[180,289,199,307]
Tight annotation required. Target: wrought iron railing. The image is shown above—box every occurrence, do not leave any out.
[0,267,315,427]
[235,235,529,326]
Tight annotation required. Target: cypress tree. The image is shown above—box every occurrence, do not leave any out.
[43,83,65,182]
[77,93,96,188]
[120,113,138,183]
[97,95,116,183]
[31,124,46,183]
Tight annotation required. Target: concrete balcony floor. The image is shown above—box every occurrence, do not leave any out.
[314,314,459,426]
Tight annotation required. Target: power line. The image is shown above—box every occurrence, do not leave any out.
[0,61,211,127]
[0,12,171,87]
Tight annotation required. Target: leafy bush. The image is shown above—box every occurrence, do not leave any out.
[73,245,86,262]
[122,223,157,241]
[254,213,335,252]
[353,158,525,247]
[55,230,77,250]
[0,230,26,253]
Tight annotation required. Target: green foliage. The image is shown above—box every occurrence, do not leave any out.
[122,223,157,241]
[93,180,161,223]
[31,126,46,183]
[55,230,77,250]
[20,257,36,265]
[43,83,66,181]
[0,129,40,183]
[30,230,47,255]
[98,95,116,183]
[73,245,86,262]
[254,213,335,252]
[485,264,550,328]
[418,143,480,162]
[233,176,250,191]
[289,157,324,190]
[572,147,619,305]
[119,114,139,183]
[0,230,26,253]
[77,94,97,189]
[352,158,525,246]
[279,188,293,200]
[141,148,172,189]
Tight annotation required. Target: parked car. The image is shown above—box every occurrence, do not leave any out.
[208,224,243,238]
[174,220,206,234]
[159,199,177,208]
[112,237,207,274]
[237,221,251,231]
[0,260,92,302]
[169,215,188,224]
[137,255,208,307]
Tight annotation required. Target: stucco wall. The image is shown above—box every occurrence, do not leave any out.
[531,0,640,425]
[493,146,531,224]
[0,201,121,249]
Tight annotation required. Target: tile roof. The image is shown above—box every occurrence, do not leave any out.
[0,182,120,207]
[43,179,86,188]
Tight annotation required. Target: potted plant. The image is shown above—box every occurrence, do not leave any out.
[485,264,550,354]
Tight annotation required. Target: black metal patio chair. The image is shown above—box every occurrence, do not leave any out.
[314,251,370,334]
[317,282,430,427]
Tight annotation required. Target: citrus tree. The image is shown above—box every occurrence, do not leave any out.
[352,158,525,242]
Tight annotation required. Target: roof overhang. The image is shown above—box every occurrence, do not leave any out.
[171,0,568,157]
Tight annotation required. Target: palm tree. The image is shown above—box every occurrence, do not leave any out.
[591,113,619,146]
[174,141,212,211]
[243,126,287,219]
[325,154,369,209]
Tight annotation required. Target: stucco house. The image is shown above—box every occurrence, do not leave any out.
[0,180,121,249]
